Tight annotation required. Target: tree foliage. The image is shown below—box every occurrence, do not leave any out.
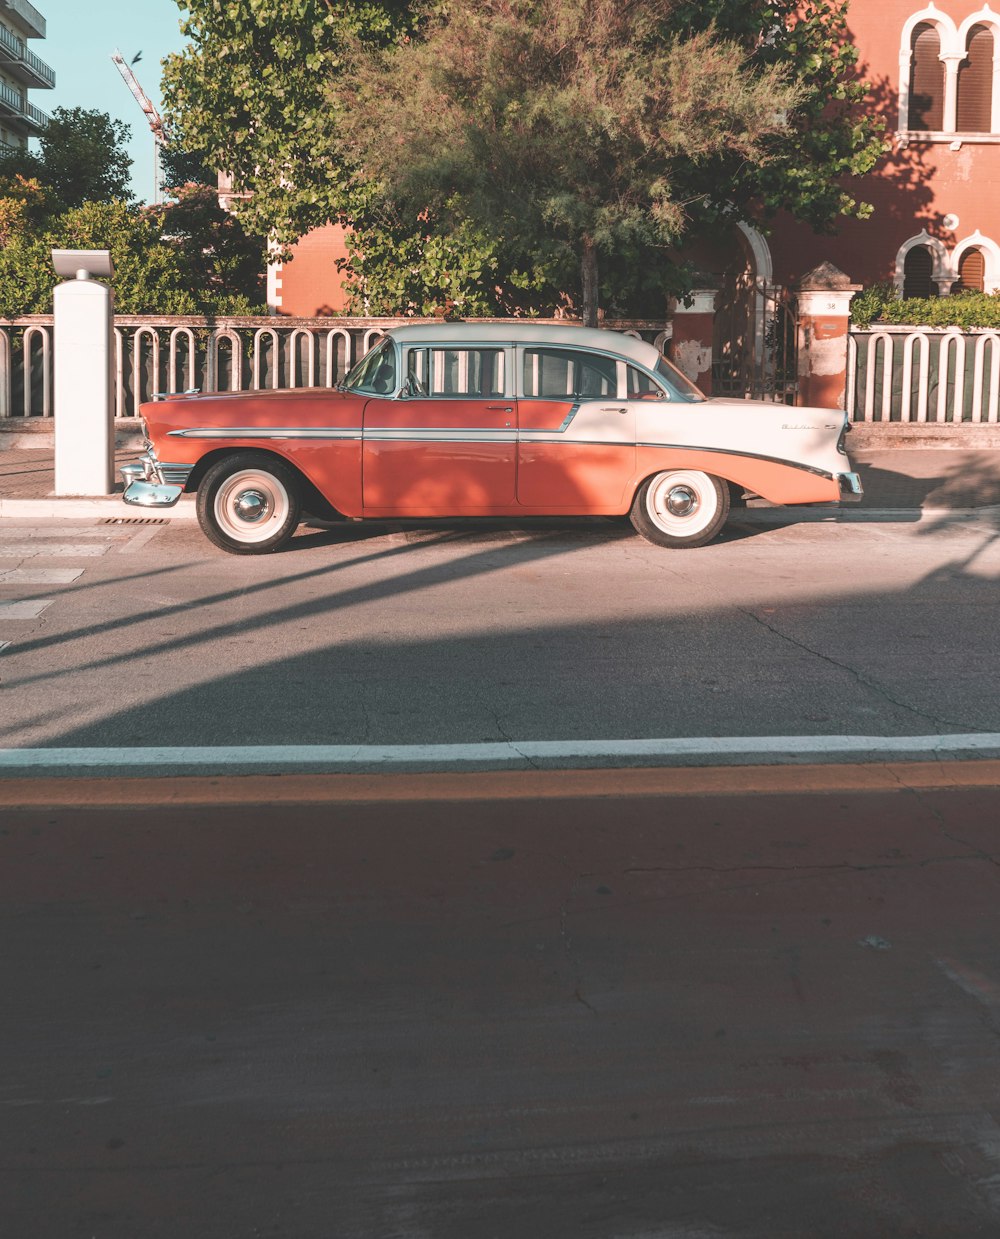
[333,0,807,324]
[667,0,888,231]
[0,187,266,318]
[159,143,216,192]
[0,107,134,211]
[164,0,888,320]
[161,0,410,244]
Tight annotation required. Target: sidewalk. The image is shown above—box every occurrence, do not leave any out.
[3,445,1000,516]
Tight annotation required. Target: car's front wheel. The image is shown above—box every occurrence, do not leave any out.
[196,452,302,554]
[629,469,730,548]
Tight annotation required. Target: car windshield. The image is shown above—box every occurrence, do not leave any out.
[655,356,706,403]
[343,339,398,395]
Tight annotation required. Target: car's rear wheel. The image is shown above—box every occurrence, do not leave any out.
[196,452,302,554]
[629,469,730,548]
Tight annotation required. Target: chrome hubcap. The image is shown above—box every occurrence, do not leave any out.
[666,485,698,518]
[234,489,269,522]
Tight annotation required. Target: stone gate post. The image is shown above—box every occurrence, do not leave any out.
[670,287,718,395]
[795,263,860,410]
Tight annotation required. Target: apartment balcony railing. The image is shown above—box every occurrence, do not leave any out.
[0,21,53,88]
[0,75,47,130]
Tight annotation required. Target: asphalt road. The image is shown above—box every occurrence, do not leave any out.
[1,508,1000,757]
[4,765,1000,1238]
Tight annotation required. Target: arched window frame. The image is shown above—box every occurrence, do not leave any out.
[952,230,1000,290]
[957,11,1000,131]
[899,5,1000,138]
[894,231,951,295]
[894,229,1000,295]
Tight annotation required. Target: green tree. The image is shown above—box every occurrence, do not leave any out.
[0,193,265,318]
[161,0,410,245]
[0,107,135,210]
[163,0,887,320]
[334,0,805,325]
[159,143,216,192]
[668,0,887,231]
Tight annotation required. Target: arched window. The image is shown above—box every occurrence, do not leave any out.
[910,22,945,130]
[957,24,994,131]
[903,245,938,297]
[955,247,986,291]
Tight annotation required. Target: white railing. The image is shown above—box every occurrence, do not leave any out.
[0,315,671,421]
[849,326,1000,423]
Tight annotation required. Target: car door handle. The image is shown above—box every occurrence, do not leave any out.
[486,405,514,412]
[602,407,628,414]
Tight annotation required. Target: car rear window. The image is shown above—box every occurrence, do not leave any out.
[522,348,617,399]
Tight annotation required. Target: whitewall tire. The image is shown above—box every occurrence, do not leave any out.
[629,469,730,548]
[196,452,302,554]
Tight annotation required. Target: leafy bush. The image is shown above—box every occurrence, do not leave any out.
[849,281,897,328]
[0,193,265,318]
[852,284,1000,331]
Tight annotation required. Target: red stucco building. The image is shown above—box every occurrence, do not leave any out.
[770,0,1000,297]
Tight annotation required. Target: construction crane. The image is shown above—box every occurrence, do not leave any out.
[111,49,169,205]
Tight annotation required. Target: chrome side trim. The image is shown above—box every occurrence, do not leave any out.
[636,441,838,481]
[167,427,362,441]
[558,403,581,432]
[368,429,515,443]
[121,452,193,489]
[157,462,195,485]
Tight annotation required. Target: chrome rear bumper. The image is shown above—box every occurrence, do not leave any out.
[838,472,864,502]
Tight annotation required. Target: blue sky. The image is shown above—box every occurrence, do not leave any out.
[33,1,189,202]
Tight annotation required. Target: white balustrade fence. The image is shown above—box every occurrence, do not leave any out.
[849,326,1000,423]
[0,315,670,421]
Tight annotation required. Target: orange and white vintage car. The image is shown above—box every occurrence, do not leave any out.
[122,323,862,553]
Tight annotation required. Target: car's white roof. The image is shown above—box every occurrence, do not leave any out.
[386,322,662,370]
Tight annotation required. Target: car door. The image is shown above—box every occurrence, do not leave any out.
[516,345,636,509]
[362,343,517,515]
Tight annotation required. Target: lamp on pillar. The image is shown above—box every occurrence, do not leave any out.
[795,262,861,411]
[51,249,116,496]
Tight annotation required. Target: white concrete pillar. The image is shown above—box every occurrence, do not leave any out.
[52,249,115,496]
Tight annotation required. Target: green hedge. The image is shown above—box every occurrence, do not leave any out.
[850,283,1000,330]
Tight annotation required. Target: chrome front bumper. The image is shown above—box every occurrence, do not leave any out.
[121,453,192,510]
[838,471,864,502]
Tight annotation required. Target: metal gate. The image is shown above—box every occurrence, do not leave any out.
[713,275,798,403]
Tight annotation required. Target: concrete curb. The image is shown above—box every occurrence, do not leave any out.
[0,495,199,520]
[3,733,1000,778]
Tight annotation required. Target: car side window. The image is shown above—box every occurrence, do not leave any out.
[627,365,668,400]
[344,339,397,395]
[407,348,505,398]
[522,348,617,399]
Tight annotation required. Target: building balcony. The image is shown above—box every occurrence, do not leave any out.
[0,0,45,40]
[0,75,46,132]
[0,21,53,88]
